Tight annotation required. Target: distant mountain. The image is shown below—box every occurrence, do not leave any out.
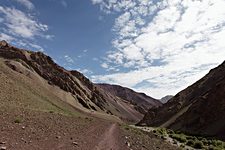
[0,40,143,123]
[96,83,162,114]
[160,95,173,104]
[138,61,225,140]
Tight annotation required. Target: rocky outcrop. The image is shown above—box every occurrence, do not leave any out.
[0,42,94,106]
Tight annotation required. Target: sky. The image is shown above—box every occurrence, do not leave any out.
[0,0,225,99]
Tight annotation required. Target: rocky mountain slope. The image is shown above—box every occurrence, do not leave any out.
[0,40,143,123]
[96,83,162,114]
[138,61,225,140]
[160,95,173,104]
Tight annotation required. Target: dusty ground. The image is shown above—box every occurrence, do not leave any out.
[0,106,179,150]
[0,107,125,150]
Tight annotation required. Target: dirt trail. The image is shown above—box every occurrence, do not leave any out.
[95,123,120,150]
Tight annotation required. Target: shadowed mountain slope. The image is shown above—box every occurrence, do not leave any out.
[96,83,162,114]
[160,95,173,104]
[138,61,225,140]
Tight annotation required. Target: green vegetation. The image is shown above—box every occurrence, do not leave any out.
[180,144,185,148]
[186,139,194,146]
[49,110,54,113]
[153,128,225,150]
[170,134,187,143]
[14,118,22,123]
[154,128,167,136]
[193,141,204,149]
[122,125,145,137]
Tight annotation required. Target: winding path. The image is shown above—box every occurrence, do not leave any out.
[95,123,120,150]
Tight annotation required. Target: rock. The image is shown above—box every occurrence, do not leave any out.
[22,126,25,130]
[0,40,8,47]
[0,146,6,150]
[0,142,6,144]
[72,142,78,146]
[125,141,131,147]
[56,136,61,139]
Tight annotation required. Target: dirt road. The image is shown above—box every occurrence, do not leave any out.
[0,108,128,150]
[95,123,121,150]
[0,108,178,150]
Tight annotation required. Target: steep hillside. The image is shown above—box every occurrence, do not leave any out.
[96,83,162,114]
[160,95,173,104]
[138,61,225,140]
[0,40,142,123]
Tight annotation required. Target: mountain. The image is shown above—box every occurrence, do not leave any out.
[0,40,143,123]
[0,40,180,149]
[160,95,173,104]
[138,61,225,140]
[96,83,162,114]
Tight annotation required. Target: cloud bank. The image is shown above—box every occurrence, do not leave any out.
[91,0,225,99]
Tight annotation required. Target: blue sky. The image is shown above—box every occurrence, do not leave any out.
[0,0,225,99]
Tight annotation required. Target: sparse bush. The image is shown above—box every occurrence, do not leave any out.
[161,135,166,140]
[173,140,178,145]
[208,146,221,150]
[124,126,130,130]
[212,140,223,147]
[170,134,187,143]
[186,139,195,146]
[193,141,204,149]
[186,136,193,140]
[175,130,182,134]
[207,139,213,145]
[180,144,185,148]
[156,128,167,136]
[201,138,208,145]
[14,118,22,123]
[167,129,174,134]
[49,110,54,113]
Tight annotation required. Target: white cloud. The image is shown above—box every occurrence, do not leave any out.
[101,62,109,69]
[0,5,51,52]
[64,55,74,64]
[91,0,103,5]
[92,57,99,61]
[0,33,14,42]
[14,0,34,10]
[0,6,48,39]
[83,49,88,53]
[77,68,93,75]
[91,0,225,99]
[29,43,44,52]
[13,40,45,52]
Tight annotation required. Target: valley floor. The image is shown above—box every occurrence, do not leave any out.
[0,106,178,150]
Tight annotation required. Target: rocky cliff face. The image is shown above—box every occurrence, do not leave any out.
[138,61,225,140]
[96,83,162,114]
[0,41,143,122]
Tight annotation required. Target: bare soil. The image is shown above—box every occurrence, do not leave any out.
[0,107,125,150]
[0,106,179,150]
